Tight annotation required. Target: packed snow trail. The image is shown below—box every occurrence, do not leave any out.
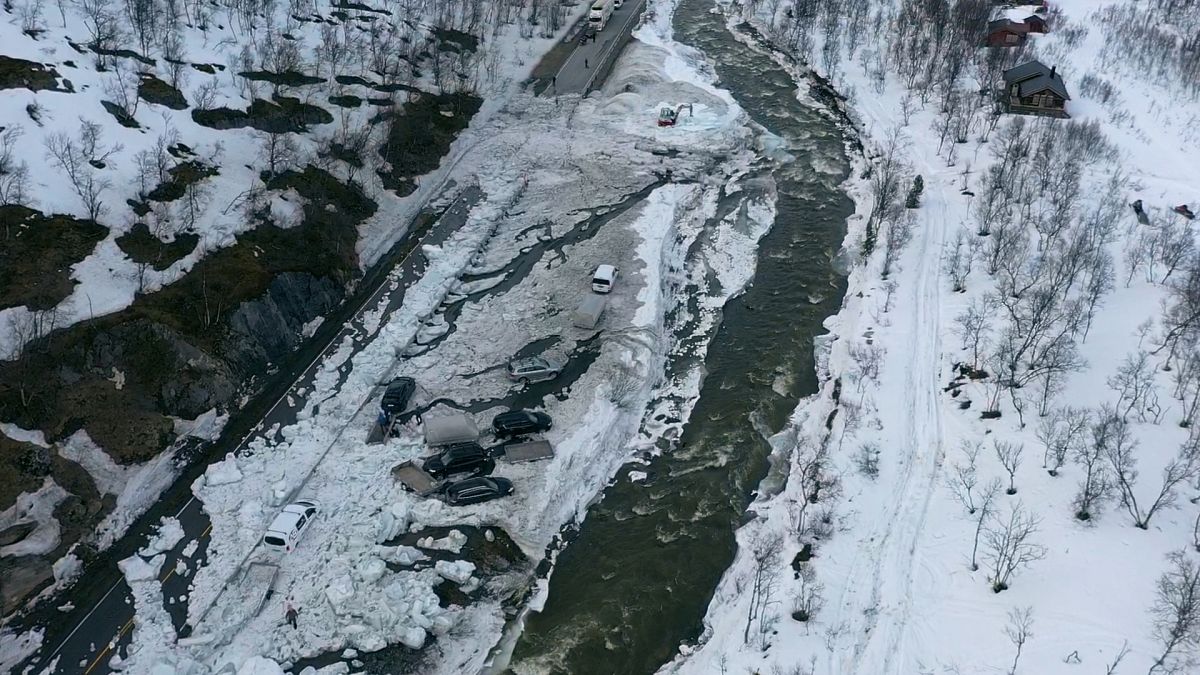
[823,175,949,675]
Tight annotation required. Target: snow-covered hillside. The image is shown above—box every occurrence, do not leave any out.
[0,0,572,622]
[665,0,1200,673]
[0,0,562,352]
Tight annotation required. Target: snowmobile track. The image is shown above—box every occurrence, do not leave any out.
[824,176,948,675]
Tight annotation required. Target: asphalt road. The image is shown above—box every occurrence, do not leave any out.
[15,190,479,675]
[545,0,646,96]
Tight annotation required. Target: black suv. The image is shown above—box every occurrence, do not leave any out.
[423,443,494,479]
[380,377,416,416]
[444,477,514,506]
[492,410,553,438]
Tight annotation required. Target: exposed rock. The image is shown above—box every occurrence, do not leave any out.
[226,272,343,372]
[0,522,37,547]
[0,556,53,615]
[81,319,237,419]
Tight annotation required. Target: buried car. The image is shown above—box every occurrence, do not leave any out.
[492,410,553,438]
[380,377,416,415]
[443,476,514,506]
[507,356,563,384]
[263,500,319,553]
[423,442,495,479]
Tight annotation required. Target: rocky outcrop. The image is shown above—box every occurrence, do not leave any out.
[226,272,343,372]
[78,319,237,420]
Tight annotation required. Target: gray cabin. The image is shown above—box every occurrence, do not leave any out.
[1002,61,1070,118]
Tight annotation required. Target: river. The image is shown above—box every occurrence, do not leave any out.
[507,0,855,672]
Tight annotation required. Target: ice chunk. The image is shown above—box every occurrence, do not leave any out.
[376,545,426,566]
[348,628,386,653]
[53,552,81,583]
[417,529,467,554]
[205,454,243,486]
[376,503,410,543]
[434,560,476,585]
[119,554,162,582]
[141,517,184,557]
[356,558,386,585]
[324,574,356,613]
[398,626,427,650]
[237,656,286,675]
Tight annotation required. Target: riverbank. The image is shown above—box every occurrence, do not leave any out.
[668,0,1200,673]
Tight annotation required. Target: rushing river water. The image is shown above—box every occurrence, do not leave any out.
[508,2,854,673]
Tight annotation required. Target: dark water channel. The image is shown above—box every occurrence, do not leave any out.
[507,2,854,673]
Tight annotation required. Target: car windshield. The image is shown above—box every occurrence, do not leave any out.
[265,535,286,546]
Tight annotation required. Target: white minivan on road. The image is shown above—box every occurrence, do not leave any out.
[592,264,617,293]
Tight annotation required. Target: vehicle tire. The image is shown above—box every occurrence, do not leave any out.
[520,377,530,386]
[548,371,559,379]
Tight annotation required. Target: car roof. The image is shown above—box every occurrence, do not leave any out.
[449,477,495,491]
[512,357,546,368]
[594,264,616,277]
[386,377,414,391]
[497,410,535,420]
[267,511,303,533]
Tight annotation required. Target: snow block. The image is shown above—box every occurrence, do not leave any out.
[434,560,476,585]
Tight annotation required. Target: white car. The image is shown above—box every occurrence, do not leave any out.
[592,264,617,294]
[263,500,319,553]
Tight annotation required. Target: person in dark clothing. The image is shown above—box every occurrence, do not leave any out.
[585,58,589,68]
[285,601,299,629]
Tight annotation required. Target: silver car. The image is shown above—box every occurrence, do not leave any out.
[507,356,563,384]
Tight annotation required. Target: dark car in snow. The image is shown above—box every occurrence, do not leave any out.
[422,442,494,479]
[492,410,553,438]
[443,477,514,506]
[380,377,417,416]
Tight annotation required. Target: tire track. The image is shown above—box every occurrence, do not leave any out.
[823,176,948,675]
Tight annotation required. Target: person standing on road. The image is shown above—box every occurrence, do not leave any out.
[585,58,589,68]
[285,600,299,629]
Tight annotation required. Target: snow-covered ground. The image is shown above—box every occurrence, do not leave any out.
[0,0,587,618]
[0,0,573,355]
[665,0,1200,674]
[90,12,781,673]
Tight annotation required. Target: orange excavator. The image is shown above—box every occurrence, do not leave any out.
[657,103,693,127]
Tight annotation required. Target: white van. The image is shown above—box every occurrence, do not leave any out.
[263,500,319,553]
[592,264,617,294]
[588,0,614,30]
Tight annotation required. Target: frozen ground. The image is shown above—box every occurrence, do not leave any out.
[666,1,1200,674]
[84,12,782,674]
